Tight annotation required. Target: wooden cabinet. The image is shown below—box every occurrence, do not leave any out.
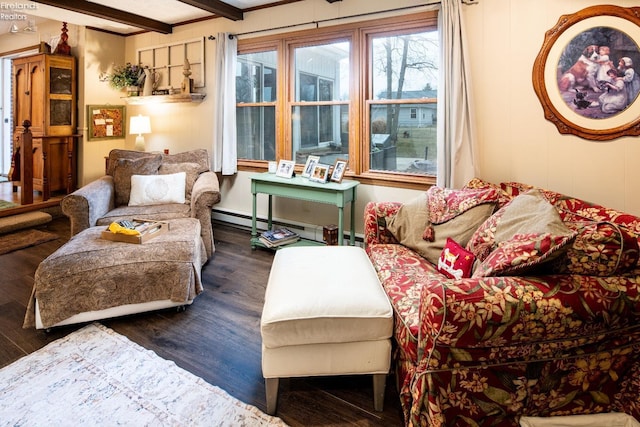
[12,53,77,199]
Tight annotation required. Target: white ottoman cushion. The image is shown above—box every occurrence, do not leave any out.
[261,246,393,348]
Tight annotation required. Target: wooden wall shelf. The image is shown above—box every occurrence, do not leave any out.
[122,93,206,105]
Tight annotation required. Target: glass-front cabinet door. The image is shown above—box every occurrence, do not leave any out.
[46,55,76,135]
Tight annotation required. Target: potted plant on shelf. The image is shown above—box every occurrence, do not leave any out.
[105,63,145,96]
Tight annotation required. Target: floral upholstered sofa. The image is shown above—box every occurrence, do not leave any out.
[364,178,640,427]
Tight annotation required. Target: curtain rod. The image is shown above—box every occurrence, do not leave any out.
[207,1,454,41]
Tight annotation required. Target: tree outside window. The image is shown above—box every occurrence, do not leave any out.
[235,11,439,187]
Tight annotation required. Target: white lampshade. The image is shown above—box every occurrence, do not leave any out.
[129,115,151,151]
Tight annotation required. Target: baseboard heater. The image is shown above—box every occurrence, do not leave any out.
[211,208,364,247]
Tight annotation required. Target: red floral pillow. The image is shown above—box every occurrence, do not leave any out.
[437,238,476,279]
[553,221,640,276]
[472,232,575,278]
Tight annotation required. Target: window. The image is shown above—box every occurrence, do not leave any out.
[236,50,277,161]
[292,42,349,164]
[367,29,438,176]
[236,11,438,187]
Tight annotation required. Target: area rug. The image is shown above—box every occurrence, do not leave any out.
[0,199,18,210]
[0,229,59,255]
[0,323,288,426]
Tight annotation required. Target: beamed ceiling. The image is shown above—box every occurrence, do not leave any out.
[2,0,343,36]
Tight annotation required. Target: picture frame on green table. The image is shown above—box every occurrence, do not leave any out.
[309,163,330,183]
[330,158,347,183]
[276,160,295,178]
[302,155,320,178]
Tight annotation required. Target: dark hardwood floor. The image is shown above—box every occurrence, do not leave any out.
[0,215,405,426]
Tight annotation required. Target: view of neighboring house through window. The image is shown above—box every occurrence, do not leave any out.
[235,11,438,186]
[368,30,438,175]
[292,41,349,166]
[236,50,277,161]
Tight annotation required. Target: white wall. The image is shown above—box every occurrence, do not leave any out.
[463,0,640,216]
[4,0,639,235]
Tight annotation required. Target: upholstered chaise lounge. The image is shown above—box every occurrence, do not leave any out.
[61,148,220,259]
[23,148,221,329]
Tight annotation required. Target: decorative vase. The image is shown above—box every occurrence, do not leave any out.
[143,68,159,96]
[126,86,140,97]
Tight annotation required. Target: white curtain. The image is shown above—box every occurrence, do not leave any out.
[437,0,478,188]
[212,32,238,175]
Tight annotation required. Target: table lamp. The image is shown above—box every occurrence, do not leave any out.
[130,115,151,151]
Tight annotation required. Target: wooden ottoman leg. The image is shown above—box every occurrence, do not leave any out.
[265,377,280,415]
[373,373,387,412]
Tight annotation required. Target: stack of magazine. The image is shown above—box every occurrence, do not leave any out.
[259,227,300,247]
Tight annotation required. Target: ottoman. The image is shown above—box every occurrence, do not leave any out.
[260,246,393,415]
[24,217,206,329]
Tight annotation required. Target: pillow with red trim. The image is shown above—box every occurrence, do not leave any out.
[437,237,476,279]
[472,232,575,278]
[463,178,512,208]
[466,189,572,262]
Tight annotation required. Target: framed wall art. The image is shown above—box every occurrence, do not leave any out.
[87,105,126,140]
[532,5,640,141]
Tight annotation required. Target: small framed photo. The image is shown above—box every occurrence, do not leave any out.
[309,163,331,183]
[276,160,295,178]
[301,155,320,178]
[330,158,348,183]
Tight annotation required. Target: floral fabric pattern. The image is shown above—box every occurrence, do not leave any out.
[556,221,640,276]
[426,186,499,225]
[364,180,640,427]
[472,231,576,278]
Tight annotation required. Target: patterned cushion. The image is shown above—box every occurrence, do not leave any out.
[106,149,156,176]
[437,237,475,279]
[159,162,201,202]
[367,243,442,350]
[387,188,497,265]
[162,149,210,174]
[466,189,574,262]
[553,221,640,276]
[463,177,513,208]
[473,232,575,277]
[128,172,186,206]
[112,155,162,207]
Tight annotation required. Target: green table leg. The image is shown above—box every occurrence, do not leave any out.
[338,206,344,246]
[350,194,356,245]
[267,195,273,230]
[251,191,258,249]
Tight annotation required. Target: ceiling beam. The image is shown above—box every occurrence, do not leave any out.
[32,0,173,34]
[177,0,243,21]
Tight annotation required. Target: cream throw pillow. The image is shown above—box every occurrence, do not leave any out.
[128,172,186,206]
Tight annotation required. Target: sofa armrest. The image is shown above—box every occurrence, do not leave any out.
[417,272,640,371]
[190,171,221,211]
[364,201,402,247]
[190,171,221,259]
[61,176,115,236]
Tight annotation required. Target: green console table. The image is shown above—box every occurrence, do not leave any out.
[250,172,359,249]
